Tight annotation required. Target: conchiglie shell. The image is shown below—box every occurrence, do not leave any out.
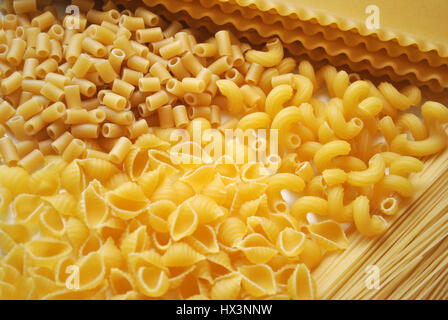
[135,266,169,297]
[287,264,315,300]
[99,237,124,271]
[231,182,268,214]
[29,162,61,196]
[218,217,247,247]
[239,194,269,220]
[276,228,306,257]
[162,243,205,267]
[185,224,219,255]
[54,256,75,286]
[104,172,131,190]
[210,274,241,300]
[247,216,280,243]
[11,194,45,226]
[124,147,151,180]
[269,212,300,230]
[214,156,240,183]
[39,207,65,238]
[78,233,102,257]
[66,217,89,250]
[0,229,16,254]
[4,244,26,274]
[147,149,177,170]
[137,169,160,198]
[150,178,187,204]
[0,166,31,196]
[106,182,148,220]
[81,180,109,229]
[78,158,120,181]
[28,270,61,299]
[147,200,176,233]
[201,175,227,205]
[0,280,17,299]
[275,264,297,289]
[168,265,196,289]
[0,186,12,215]
[167,203,198,241]
[180,165,215,193]
[151,232,172,251]
[240,162,270,183]
[42,193,79,217]
[187,194,225,224]
[299,239,323,270]
[308,220,349,250]
[76,252,106,290]
[135,133,170,150]
[60,160,85,195]
[120,225,148,256]
[237,233,278,264]
[25,237,72,268]
[193,260,213,283]
[0,222,30,244]
[127,250,166,275]
[206,251,234,275]
[239,264,277,297]
[109,268,134,295]
[97,216,127,243]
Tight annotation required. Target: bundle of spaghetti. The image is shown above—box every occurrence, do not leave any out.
[313,137,448,299]
[141,0,448,93]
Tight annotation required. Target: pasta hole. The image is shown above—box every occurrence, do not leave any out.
[224,56,233,67]
[0,44,7,54]
[24,123,34,134]
[102,125,110,136]
[195,46,205,56]
[97,47,107,57]
[274,202,288,213]
[7,56,18,66]
[88,26,98,38]
[86,86,95,96]
[382,198,396,211]
[36,68,46,79]
[136,31,142,42]
[225,69,236,80]
[53,25,63,36]
[16,27,24,38]
[109,10,120,21]
[168,57,179,67]
[166,79,176,90]
[187,107,194,119]
[352,118,363,128]
[149,17,158,25]
[47,127,56,139]
[184,93,196,105]
[112,49,124,57]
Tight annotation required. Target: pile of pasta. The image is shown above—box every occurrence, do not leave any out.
[0,0,448,300]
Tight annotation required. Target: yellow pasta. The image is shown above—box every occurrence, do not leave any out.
[0,1,446,301]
